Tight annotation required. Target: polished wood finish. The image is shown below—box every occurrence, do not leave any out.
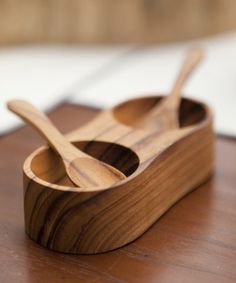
[7,100,125,188]
[1,0,236,45]
[137,47,203,130]
[22,95,214,254]
[0,103,235,282]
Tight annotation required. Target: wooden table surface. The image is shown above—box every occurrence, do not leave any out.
[1,103,236,283]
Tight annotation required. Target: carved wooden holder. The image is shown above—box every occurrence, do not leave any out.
[23,95,214,254]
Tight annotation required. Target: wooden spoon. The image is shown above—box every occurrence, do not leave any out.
[7,100,125,188]
[136,47,204,131]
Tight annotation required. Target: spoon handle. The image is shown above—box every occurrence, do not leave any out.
[7,100,83,162]
[134,47,204,131]
[168,47,204,108]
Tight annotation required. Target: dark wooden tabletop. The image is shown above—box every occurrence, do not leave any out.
[1,103,236,283]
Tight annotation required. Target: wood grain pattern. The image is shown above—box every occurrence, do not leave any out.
[23,96,214,254]
[1,0,236,45]
[0,103,236,282]
[7,100,125,188]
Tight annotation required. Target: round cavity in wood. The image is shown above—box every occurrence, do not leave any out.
[112,96,207,128]
[30,140,140,187]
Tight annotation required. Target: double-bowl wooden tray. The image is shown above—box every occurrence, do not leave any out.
[23,95,214,254]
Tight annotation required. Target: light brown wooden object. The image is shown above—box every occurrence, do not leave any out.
[136,47,204,131]
[23,95,214,254]
[0,0,236,45]
[8,100,125,188]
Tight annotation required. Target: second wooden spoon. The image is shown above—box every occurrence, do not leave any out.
[7,100,125,189]
[136,47,204,131]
